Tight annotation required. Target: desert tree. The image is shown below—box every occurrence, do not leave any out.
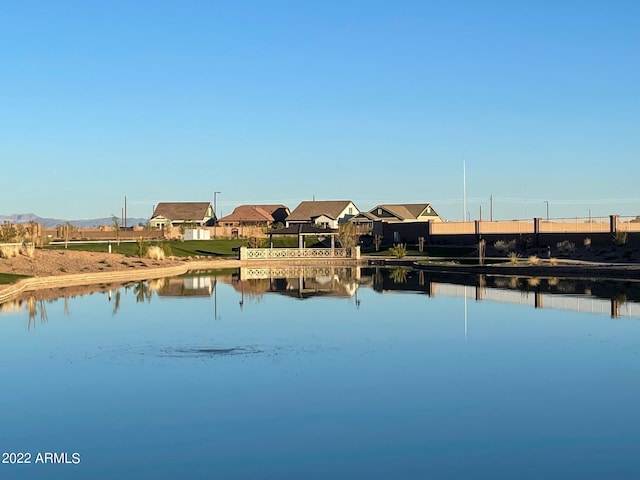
[0,222,17,243]
[61,222,74,248]
[338,223,358,249]
[111,214,121,245]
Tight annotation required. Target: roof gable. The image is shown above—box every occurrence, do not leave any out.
[369,203,438,220]
[218,204,291,223]
[350,211,377,221]
[287,200,356,222]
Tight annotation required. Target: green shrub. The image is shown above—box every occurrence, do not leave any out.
[389,267,409,283]
[389,243,407,259]
[248,237,266,248]
[556,240,576,255]
[613,230,628,246]
[136,237,149,258]
[494,239,516,254]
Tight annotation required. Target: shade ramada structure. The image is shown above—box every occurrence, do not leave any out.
[268,224,339,249]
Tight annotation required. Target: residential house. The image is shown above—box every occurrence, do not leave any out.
[367,203,442,224]
[349,211,379,233]
[218,205,290,228]
[351,203,443,243]
[285,200,359,229]
[149,202,214,229]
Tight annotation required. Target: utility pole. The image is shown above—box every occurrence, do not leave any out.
[213,191,221,238]
[544,201,549,221]
[490,195,493,221]
[463,160,467,221]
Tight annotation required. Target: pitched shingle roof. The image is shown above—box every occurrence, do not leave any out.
[151,202,212,221]
[218,204,290,224]
[259,205,290,223]
[218,206,274,223]
[370,203,436,220]
[351,211,378,221]
[286,200,355,222]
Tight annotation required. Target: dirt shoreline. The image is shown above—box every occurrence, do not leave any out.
[0,249,239,302]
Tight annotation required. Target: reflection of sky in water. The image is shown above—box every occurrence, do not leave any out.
[0,279,639,480]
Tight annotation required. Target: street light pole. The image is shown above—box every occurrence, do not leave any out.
[213,191,221,237]
[544,201,549,221]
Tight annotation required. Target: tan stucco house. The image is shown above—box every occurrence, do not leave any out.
[149,202,214,229]
[218,205,290,228]
[285,200,359,229]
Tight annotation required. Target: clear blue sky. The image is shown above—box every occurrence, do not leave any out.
[1,0,638,221]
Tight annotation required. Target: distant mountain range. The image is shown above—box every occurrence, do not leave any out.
[0,213,148,228]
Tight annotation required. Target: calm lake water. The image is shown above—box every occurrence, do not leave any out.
[1,267,639,480]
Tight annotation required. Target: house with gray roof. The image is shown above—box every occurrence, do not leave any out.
[367,203,442,223]
[351,203,443,243]
[149,202,214,229]
[285,200,360,229]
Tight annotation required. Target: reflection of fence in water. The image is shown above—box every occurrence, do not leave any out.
[433,283,640,319]
[239,266,360,298]
[240,266,360,280]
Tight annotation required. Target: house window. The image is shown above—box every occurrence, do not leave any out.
[427,206,431,213]
[378,208,382,215]
[348,207,353,214]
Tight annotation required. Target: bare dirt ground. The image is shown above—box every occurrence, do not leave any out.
[0,249,188,277]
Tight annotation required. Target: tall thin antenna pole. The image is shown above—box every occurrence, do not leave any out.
[463,160,467,221]
[124,195,127,228]
[490,195,493,221]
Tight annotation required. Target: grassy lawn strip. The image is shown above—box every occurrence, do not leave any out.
[44,237,306,258]
[0,273,29,285]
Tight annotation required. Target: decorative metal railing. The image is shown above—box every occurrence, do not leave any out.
[243,248,351,260]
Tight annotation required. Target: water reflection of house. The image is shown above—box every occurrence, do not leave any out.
[155,276,214,297]
[362,267,435,295]
[232,266,359,300]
